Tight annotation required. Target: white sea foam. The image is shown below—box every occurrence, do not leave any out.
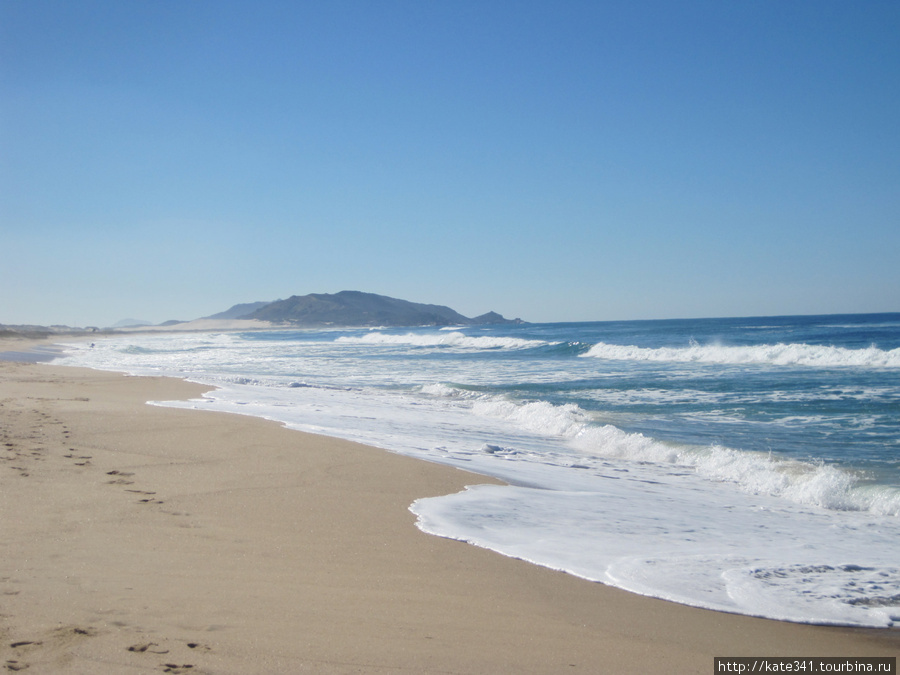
[335,331,550,350]
[469,393,900,516]
[419,382,482,399]
[580,386,897,407]
[411,480,900,627]
[582,341,900,368]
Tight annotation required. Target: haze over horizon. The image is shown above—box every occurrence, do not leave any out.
[2,1,898,327]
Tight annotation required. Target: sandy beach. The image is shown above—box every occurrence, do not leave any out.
[1,354,897,674]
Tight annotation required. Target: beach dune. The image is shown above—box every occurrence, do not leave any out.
[1,358,897,673]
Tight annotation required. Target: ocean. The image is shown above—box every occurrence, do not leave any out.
[55,313,900,627]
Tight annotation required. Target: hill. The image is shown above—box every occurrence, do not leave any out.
[225,291,523,327]
[203,301,271,321]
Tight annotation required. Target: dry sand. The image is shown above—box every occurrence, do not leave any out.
[1,356,897,673]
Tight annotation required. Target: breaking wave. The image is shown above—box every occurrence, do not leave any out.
[582,341,900,369]
[464,394,900,516]
[336,331,551,351]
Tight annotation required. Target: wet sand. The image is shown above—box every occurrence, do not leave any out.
[1,357,897,673]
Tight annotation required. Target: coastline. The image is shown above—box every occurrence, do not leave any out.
[1,358,897,673]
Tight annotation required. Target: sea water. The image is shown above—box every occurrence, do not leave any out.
[55,313,900,627]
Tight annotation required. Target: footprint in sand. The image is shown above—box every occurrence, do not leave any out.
[127,642,169,654]
[6,639,42,672]
[65,453,92,466]
[126,640,210,673]
[5,627,100,670]
[106,470,135,485]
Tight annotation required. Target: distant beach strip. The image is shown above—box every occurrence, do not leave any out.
[0,342,66,362]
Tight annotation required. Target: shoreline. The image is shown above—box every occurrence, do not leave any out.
[1,358,898,673]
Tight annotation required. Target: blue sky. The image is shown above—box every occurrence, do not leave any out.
[2,1,898,326]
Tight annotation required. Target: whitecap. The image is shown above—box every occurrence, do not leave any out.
[581,341,900,369]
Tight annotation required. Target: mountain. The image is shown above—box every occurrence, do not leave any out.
[470,311,511,324]
[222,291,523,327]
[204,301,272,321]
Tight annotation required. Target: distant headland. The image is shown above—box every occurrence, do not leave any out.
[204,291,524,328]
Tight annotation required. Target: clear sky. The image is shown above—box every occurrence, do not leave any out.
[2,0,898,327]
